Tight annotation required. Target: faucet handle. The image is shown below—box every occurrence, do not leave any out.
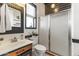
[14,37,16,39]
[11,37,17,43]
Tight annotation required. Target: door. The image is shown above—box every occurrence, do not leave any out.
[39,15,50,50]
[50,10,71,56]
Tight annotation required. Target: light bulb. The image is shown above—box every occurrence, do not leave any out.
[54,8,58,13]
[51,4,55,8]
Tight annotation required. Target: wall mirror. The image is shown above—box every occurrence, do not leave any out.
[8,4,21,27]
[25,3,37,29]
[0,3,24,34]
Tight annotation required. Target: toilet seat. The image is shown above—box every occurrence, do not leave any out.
[34,44,46,51]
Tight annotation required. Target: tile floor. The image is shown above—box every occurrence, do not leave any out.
[32,51,51,56]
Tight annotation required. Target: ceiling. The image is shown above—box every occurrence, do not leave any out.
[45,3,71,15]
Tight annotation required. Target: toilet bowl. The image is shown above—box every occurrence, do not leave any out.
[29,36,46,56]
[34,44,46,56]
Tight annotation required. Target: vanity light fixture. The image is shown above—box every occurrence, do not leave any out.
[51,4,55,8]
[54,8,59,13]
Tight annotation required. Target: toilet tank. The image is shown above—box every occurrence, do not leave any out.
[29,36,38,46]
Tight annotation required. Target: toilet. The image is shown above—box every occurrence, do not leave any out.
[29,36,46,56]
[34,44,46,56]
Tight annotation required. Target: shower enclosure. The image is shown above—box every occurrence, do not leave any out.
[39,9,71,56]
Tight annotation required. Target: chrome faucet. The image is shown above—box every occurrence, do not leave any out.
[0,38,4,45]
[0,38,4,41]
[11,37,17,43]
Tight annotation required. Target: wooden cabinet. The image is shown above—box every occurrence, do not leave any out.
[6,44,32,56]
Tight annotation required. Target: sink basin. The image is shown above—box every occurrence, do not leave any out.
[0,42,10,47]
[0,41,25,48]
[11,41,25,45]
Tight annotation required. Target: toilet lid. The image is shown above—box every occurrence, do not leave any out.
[34,44,46,51]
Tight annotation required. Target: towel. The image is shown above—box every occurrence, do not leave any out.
[0,4,6,33]
[5,4,12,31]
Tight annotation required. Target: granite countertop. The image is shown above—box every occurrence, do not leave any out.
[0,39,33,55]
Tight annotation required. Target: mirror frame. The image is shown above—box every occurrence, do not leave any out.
[0,3,24,34]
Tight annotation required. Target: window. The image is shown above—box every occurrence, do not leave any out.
[25,3,37,29]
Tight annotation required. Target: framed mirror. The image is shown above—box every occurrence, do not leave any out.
[0,3,24,34]
[25,3,37,29]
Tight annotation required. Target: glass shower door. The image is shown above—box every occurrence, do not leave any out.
[50,10,71,56]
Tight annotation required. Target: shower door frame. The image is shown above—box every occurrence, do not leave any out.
[48,9,72,56]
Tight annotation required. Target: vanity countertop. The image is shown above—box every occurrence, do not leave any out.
[0,39,33,55]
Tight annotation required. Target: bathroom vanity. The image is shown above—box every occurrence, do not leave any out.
[0,40,33,56]
[6,44,32,56]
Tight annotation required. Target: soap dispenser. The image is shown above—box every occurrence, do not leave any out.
[20,34,24,40]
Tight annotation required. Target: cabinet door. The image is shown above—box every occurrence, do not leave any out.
[50,10,71,56]
[7,44,32,56]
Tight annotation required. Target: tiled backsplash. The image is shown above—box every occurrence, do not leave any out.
[0,33,24,44]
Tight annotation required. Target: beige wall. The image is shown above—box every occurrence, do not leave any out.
[72,3,79,39]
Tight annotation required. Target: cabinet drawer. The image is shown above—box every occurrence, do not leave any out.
[7,44,32,56]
